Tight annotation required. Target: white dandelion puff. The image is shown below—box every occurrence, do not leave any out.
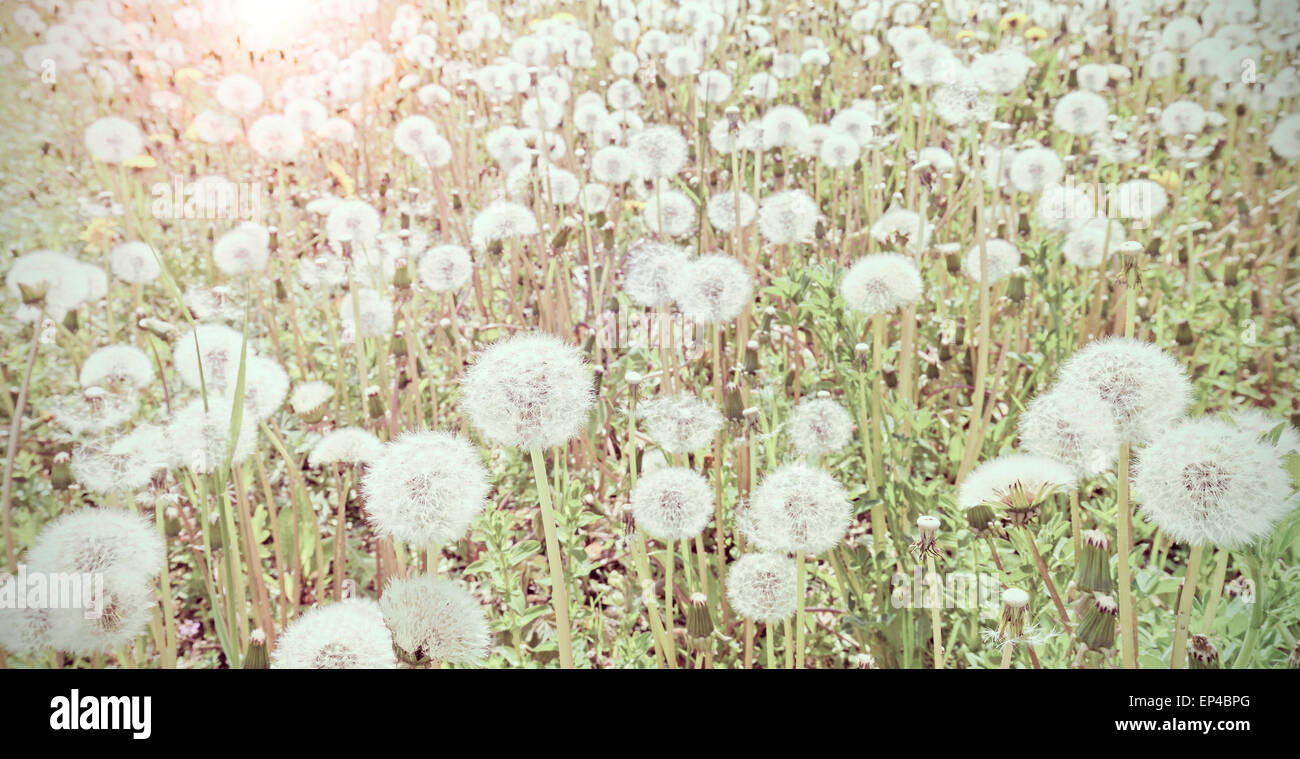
[460,333,594,450]
[727,553,798,623]
[630,466,714,541]
[787,397,854,457]
[1133,418,1294,548]
[361,431,489,547]
[741,463,851,555]
[272,599,397,669]
[381,575,493,666]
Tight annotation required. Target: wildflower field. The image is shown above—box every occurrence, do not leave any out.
[1,0,1299,671]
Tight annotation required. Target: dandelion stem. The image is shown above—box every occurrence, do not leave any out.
[795,553,807,668]
[530,445,575,669]
[1116,441,1138,668]
[926,554,944,669]
[1170,542,1204,668]
[1,319,42,573]
[1231,555,1267,668]
[1199,548,1229,636]
[1022,526,1073,635]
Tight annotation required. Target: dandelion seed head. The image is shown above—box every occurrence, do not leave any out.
[272,599,397,669]
[840,252,924,315]
[84,116,144,163]
[309,427,384,468]
[1052,90,1110,136]
[671,254,752,324]
[757,189,819,245]
[69,425,168,494]
[50,387,139,439]
[742,463,851,555]
[1057,337,1192,444]
[248,115,304,162]
[639,393,724,454]
[1134,418,1294,548]
[1227,408,1300,456]
[1008,147,1064,194]
[80,344,154,390]
[629,124,689,179]
[361,431,489,547]
[339,288,394,343]
[760,105,810,150]
[470,200,539,250]
[726,552,798,623]
[289,380,335,417]
[381,575,493,666]
[213,223,271,276]
[870,206,931,255]
[417,244,473,292]
[630,466,714,541]
[642,188,697,237]
[1018,386,1121,476]
[787,397,854,457]
[27,508,163,588]
[958,454,1078,512]
[174,323,252,395]
[706,190,757,232]
[963,239,1021,283]
[167,397,256,473]
[6,250,92,321]
[623,241,693,307]
[461,333,594,449]
[109,242,161,284]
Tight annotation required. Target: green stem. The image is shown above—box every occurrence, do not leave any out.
[530,445,575,669]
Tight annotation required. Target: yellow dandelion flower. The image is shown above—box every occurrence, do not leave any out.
[999,12,1029,30]
[123,154,156,169]
[79,217,118,253]
[174,67,203,83]
[327,161,355,197]
[1024,26,1049,41]
[1150,169,1181,192]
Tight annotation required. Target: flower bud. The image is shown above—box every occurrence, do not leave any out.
[242,628,270,669]
[1075,529,1114,594]
[1076,593,1118,651]
[686,593,713,645]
